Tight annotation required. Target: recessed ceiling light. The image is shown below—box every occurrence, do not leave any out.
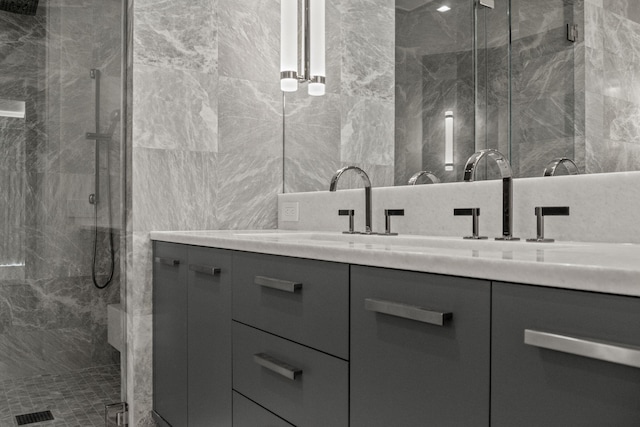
[437,5,451,12]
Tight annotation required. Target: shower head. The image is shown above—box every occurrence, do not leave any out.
[0,0,39,15]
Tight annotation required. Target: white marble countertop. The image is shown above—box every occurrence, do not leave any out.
[150,230,640,297]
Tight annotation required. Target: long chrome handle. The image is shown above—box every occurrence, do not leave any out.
[255,276,302,293]
[524,329,640,369]
[253,353,302,380]
[365,298,452,326]
[189,264,221,276]
[154,257,180,266]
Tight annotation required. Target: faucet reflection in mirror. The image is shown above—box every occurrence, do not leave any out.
[543,157,580,177]
[280,0,325,96]
[408,171,440,185]
[463,149,519,241]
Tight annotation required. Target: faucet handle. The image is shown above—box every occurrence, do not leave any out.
[526,206,570,243]
[454,208,488,240]
[383,209,404,236]
[338,209,356,234]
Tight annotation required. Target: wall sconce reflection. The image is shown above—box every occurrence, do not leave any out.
[445,110,454,171]
[281,0,325,96]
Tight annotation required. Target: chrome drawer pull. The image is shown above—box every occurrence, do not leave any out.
[253,353,302,380]
[154,257,180,266]
[189,264,221,276]
[255,276,302,293]
[365,298,452,326]
[524,329,640,369]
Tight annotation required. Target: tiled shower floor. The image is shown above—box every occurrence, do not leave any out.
[0,365,120,427]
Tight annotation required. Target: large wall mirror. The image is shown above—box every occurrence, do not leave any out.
[283,0,640,193]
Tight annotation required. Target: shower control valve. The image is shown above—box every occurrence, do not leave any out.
[89,193,97,205]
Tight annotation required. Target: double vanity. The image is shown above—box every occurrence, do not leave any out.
[150,229,640,427]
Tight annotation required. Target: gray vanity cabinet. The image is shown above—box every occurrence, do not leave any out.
[152,242,232,427]
[350,266,491,427]
[491,283,640,426]
[153,242,188,427]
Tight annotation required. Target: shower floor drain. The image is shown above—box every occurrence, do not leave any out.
[15,410,54,425]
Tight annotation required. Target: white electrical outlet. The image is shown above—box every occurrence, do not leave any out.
[282,202,299,222]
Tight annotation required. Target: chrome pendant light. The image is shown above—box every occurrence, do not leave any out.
[280,0,325,96]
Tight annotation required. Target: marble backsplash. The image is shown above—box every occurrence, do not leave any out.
[279,171,640,245]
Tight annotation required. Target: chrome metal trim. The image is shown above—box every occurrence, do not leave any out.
[524,329,640,369]
[254,353,302,380]
[365,298,452,326]
[329,166,373,233]
[255,275,302,293]
[189,264,221,276]
[383,209,404,235]
[309,75,325,84]
[280,70,298,80]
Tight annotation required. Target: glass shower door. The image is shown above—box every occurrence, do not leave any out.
[0,0,126,424]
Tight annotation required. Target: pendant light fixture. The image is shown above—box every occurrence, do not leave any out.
[280,0,325,96]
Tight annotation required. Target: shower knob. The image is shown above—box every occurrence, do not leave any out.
[89,193,96,205]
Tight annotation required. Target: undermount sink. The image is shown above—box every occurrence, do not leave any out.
[233,231,581,251]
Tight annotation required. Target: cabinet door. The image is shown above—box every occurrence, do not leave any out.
[153,242,188,427]
[187,247,232,427]
[350,266,490,427]
[492,283,640,426]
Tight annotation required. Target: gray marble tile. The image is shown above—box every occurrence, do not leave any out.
[341,96,394,165]
[604,95,640,144]
[284,90,340,127]
[284,156,341,193]
[126,312,153,427]
[126,232,153,317]
[131,148,217,232]
[585,46,603,95]
[215,153,281,230]
[584,1,604,49]
[513,0,571,40]
[341,29,394,100]
[603,9,640,63]
[133,0,217,73]
[285,121,340,161]
[219,115,282,158]
[218,0,278,83]
[133,64,218,152]
[586,138,640,173]
[602,50,640,103]
[219,77,282,123]
[606,0,640,25]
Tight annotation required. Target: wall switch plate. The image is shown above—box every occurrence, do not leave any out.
[282,202,299,222]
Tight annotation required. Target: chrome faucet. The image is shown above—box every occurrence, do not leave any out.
[329,166,373,234]
[408,171,440,185]
[463,149,519,241]
[543,157,579,176]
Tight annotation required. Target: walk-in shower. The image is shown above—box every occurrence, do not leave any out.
[0,0,126,424]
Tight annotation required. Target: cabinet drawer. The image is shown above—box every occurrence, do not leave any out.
[350,266,490,427]
[232,322,348,427]
[492,283,640,426]
[232,252,349,359]
[233,392,294,427]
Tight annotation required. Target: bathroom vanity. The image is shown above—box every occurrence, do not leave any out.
[150,230,640,427]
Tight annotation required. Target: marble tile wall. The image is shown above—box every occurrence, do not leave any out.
[0,0,122,387]
[284,0,395,192]
[584,0,640,173]
[128,0,283,424]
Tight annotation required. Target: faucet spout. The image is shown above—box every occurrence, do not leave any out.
[329,166,372,233]
[463,149,518,240]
